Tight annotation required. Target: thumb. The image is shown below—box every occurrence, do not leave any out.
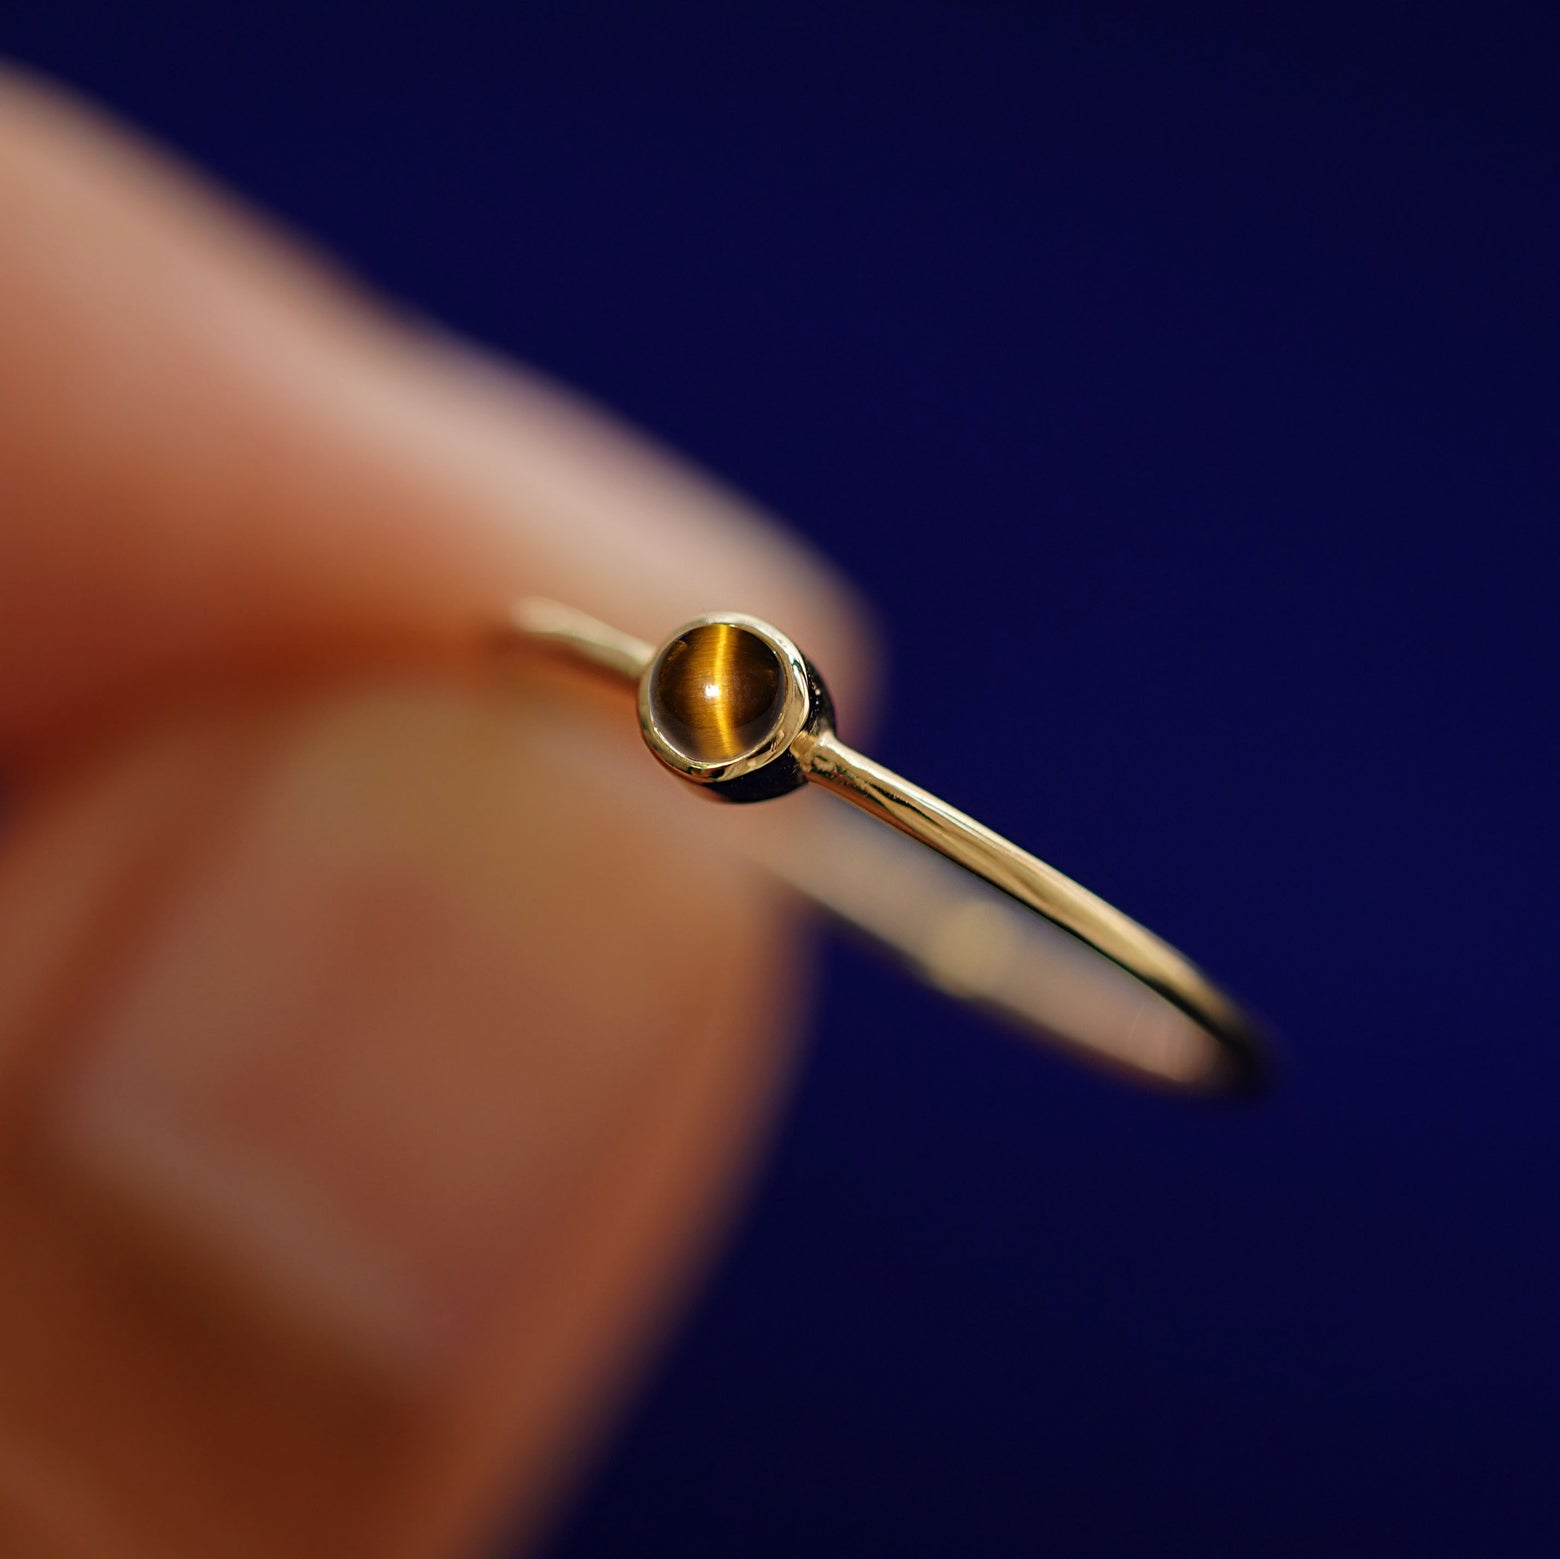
[0,679,801,1559]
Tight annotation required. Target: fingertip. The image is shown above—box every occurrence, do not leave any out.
[0,72,881,755]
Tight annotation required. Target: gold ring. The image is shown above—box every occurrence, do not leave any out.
[510,598,1270,1095]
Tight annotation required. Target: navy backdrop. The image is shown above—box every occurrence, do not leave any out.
[6,5,1558,1555]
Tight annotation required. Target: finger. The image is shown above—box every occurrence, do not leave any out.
[0,69,874,1559]
[0,67,874,757]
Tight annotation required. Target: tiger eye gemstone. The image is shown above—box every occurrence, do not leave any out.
[650,623,787,764]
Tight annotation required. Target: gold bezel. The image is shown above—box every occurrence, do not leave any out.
[637,612,813,785]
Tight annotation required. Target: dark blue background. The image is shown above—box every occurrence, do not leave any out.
[7,5,1558,1554]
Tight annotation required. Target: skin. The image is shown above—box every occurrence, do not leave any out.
[0,69,873,1558]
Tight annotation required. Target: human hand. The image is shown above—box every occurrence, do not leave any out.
[0,69,870,1557]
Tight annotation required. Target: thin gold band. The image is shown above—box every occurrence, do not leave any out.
[510,598,1269,1095]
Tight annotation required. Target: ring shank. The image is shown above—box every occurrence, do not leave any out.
[505,599,1267,1092]
[740,794,1255,1089]
[796,732,1263,1089]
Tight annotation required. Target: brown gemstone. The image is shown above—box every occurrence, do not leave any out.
[650,623,786,764]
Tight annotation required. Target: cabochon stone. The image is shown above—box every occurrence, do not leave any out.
[650,623,785,764]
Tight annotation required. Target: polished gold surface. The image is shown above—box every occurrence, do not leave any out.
[504,598,1269,1093]
[633,611,813,788]
[650,623,787,765]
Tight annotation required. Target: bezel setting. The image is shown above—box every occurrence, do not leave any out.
[637,612,814,786]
